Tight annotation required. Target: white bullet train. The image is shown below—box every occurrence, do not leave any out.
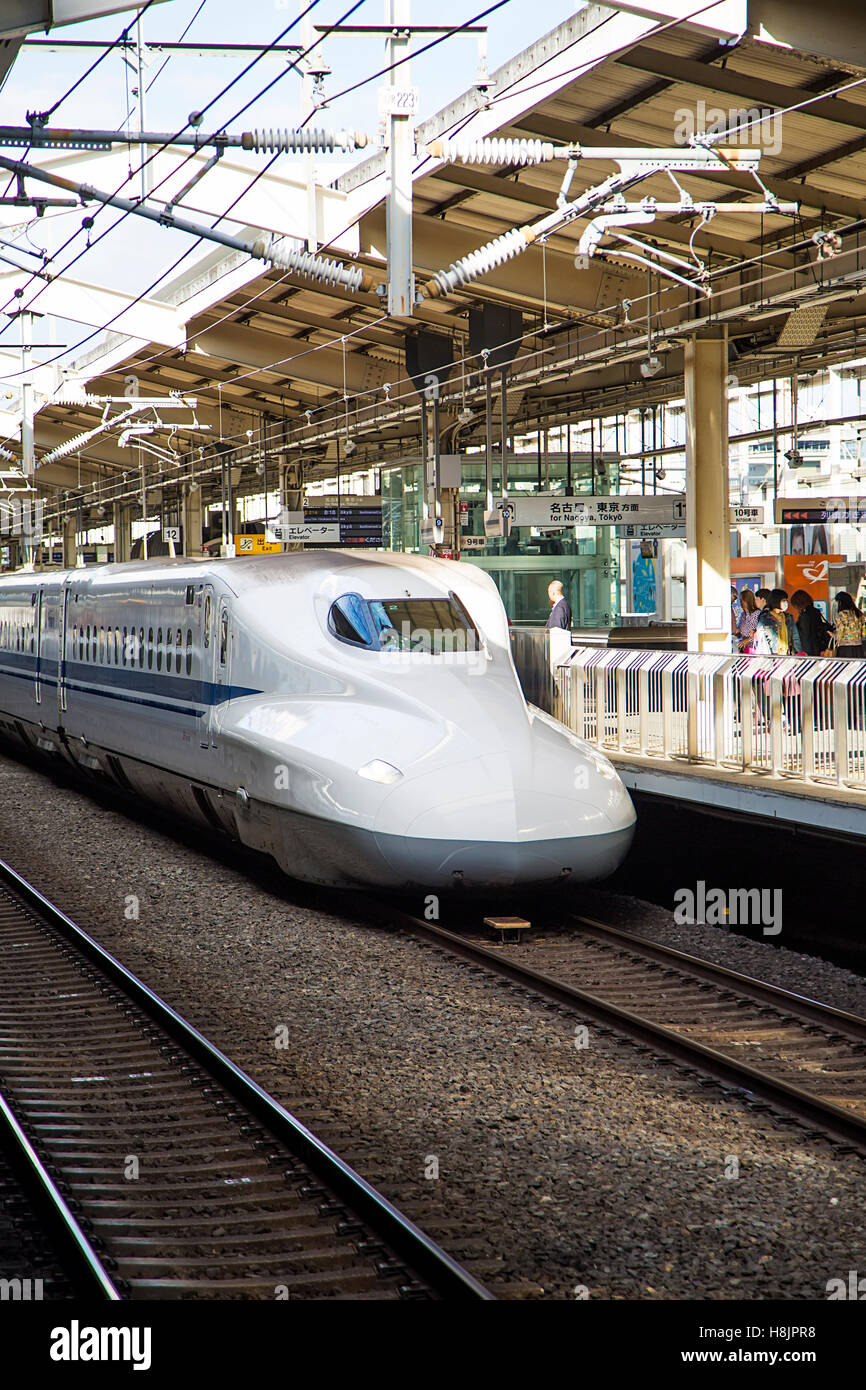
[0,551,635,890]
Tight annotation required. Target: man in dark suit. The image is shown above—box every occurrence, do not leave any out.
[545,580,572,630]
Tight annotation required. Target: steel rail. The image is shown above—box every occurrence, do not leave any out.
[0,857,492,1302]
[386,910,866,1156]
[567,913,866,1042]
[0,1089,120,1299]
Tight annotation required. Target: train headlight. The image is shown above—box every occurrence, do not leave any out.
[357,759,403,784]
[587,751,618,781]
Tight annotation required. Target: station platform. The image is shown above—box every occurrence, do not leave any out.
[608,752,866,843]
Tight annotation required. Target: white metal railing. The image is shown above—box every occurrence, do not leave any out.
[549,646,866,791]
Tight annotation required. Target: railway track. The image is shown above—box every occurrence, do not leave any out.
[385,907,866,1156]
[0,859,491,1301]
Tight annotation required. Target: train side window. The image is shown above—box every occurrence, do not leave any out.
[138,628,145,669]
[175,627,182,674]
[147,628,154,671]
[122,627,127,666]
[98,627,105,663]
[159,627,166,673]
[86,624,91,660]
[203,594,212,648]
[185,628,192,676]
[219,611,228,666]
[114,628,120,665]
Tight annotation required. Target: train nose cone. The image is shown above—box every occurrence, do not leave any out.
[371,753,635,889]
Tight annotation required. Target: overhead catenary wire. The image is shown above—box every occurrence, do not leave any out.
[7,0,855,473]
[0,0,333,326]
[1,0,505,377]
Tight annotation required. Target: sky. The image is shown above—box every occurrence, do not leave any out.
[0,0,583,383]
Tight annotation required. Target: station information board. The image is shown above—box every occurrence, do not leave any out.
[775,498,866,525]
[303,505,383,547]
[510,494,686,527]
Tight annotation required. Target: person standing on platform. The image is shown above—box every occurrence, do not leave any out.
[789,590,832,657]
[735,588,759,653]
[833,592,865,657]
[754,589,802,656]
[546,580,572,631]
[546,580,573,671]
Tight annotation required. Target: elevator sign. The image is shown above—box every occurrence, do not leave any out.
[509,494,686,527]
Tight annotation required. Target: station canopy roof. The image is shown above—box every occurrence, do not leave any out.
[11,0,866,498]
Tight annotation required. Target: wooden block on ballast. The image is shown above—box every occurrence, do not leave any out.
[484,916,530,943]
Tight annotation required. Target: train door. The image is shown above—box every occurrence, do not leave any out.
[34,589,42,706]
[211,599,231,736]
[58,580,71,723]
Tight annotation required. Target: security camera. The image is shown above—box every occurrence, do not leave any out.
[640,356,663,379]
[344,438,357,456]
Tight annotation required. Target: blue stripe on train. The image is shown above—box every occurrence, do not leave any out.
[0,652,260,715]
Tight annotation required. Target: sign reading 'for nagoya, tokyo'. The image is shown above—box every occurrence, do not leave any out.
[509,494,687,527]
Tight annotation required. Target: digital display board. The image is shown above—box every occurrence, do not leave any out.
[304,505,383,547]
[775,498,866,525]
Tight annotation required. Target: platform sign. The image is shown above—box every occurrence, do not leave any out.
[730,505,764,524]
[510,494,686,527]
[616,523,685,539]
[279,523,340,543]
[162,525,181,543]
[461,536,487,550]
[484,504,513,537]
[420,516,445,545]
[235,534,281,554]
[776,497,866,524]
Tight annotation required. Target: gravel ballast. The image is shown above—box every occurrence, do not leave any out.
[0,746,864,1300]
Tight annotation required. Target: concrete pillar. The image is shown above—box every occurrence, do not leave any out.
[62,515,77,569]
[684,326,730,654]
[112,502,133,563]
[182,486,203,556]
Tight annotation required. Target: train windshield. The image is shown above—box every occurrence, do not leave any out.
[329,592,480,653]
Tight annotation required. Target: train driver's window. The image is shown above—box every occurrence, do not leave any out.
[328,594,376,648]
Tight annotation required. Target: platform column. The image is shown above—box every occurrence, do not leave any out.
[182,486,203,556]
[685,325,730,655]
[112,502,133,563]
[62,514,77,568]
